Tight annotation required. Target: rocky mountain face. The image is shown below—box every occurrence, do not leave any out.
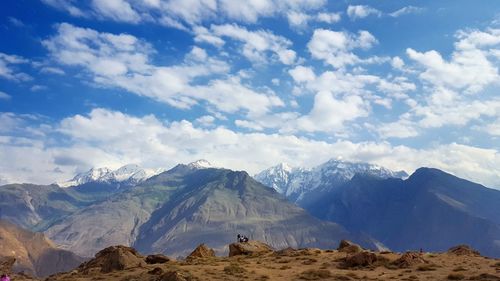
[309,168,500,258]
[0,219,84,277]
[57,164,162,188]
[254,159,407,205]
[44,162,376,258]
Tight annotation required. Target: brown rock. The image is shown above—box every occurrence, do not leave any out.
[337,240,363,254]
[78,245,146,273]
[146,254,171,264]
[228,240,273,257]
[447,245,481,256]
[274,247,298,256]
[186,244,215,259]
[392,252,427,268]
[0,256,16,274]
[344,251,377,267]
[158,271,188,281]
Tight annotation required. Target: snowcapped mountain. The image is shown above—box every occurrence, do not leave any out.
[187,159,214,169]
[57,164,162,188]
[254,159,408,203]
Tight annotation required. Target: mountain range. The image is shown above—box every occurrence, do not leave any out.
[254,159,408,205]
[56,164,164,188]
[0,159,499,260]
[0,160,378,258]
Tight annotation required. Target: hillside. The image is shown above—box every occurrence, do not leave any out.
[45,164,375,258]
[0,219,84,277]
[46,241,500,281]
[309,168,500,258]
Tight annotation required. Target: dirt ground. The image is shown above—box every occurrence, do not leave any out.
[42,247,500,281]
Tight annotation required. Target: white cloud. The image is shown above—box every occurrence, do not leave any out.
[42,0,327,28]
[294,91,369,133]
[2,109,500,189]
[288,66,316,83]
[407,28,500,94]
[41,0,86,17]
[307,29,378,68]
[210,24,297,65]
[286,11,341,29]
[347,5,382,20]
[43,23,283,117]
[0,91,11,100]
[316,12,341,24]
[0,53,32,81]
[40,66,65,75]
[391,56,405,70]
[389,6,424,17]
[91,0,141,23]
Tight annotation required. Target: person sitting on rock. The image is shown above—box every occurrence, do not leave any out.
[237,234,243,243]
[1,274,10,281]
[242,235,249,242]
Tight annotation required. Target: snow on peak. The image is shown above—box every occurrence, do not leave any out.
[187,159,214,169]
[255,158,408,203]
[57,164,161,188]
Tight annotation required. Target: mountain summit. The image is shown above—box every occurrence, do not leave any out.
[255,159,408,204]
[57,164,162,188]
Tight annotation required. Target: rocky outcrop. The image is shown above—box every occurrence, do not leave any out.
[78,245,146,274]
[187,244,215,260]
[145,254,170,264]
[343,251,377,267]
[158,271,189,281]
[337,240,363,253]
[228,241,273,257]
[447,245,480,256]
[392,252,427,268]
[0,257,15,274]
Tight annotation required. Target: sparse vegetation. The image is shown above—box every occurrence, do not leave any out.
[298,269,332,280]
[447,273,465,280]
[223,263,247,276]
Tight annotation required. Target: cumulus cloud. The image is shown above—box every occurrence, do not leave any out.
[286,11,341,29]
[347,5,382,20]
[307,29,378,68]
[295,91,369,133]
[1,109,500,189]
[43,23,283,117]
[407,28,500,94]
[42,0,327,28]
[202,24,297,65]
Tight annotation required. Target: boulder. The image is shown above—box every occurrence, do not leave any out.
[228,240,273,257]
[274,247,298,256]
[337,240,363,254]
[447,245,480,256]
[344,251,377,267]
[146,254,170,264]
[392,252,427,268]
[186,244,215,259]
[78,245,146,273]
[158,271,188,281]
[0,257,15,274]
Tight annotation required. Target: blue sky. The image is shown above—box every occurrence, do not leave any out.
[1,0,500,188]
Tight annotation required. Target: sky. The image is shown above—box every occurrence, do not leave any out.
[1,0,500,188]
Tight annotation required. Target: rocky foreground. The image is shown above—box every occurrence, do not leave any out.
[3,240,498,281]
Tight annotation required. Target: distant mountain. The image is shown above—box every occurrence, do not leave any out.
[0,219,84,277]
[255,159,407,204]
[309,168,500,258]
[45,161,378,258]
[57,164,163,188]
